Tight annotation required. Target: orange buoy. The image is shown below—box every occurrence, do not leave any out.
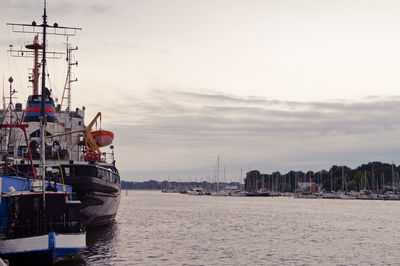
[91,130,114,147]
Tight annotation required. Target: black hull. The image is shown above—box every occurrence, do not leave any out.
[63,165,121,227]
[78,190,121,226]
[1,246,84,265]
[1,249,53,265]
[15,162,122,227]
[246,192,270,197]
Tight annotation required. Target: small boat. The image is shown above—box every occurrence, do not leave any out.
[0,176,86,264]
[92,130,114,147]
[230,190,247,197]
[211,190,229,196]
[187,187,206,195]
[246,191,271,197]
[211,185,239,196]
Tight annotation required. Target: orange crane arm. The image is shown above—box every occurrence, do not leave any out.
[84,112,102,154]
[46,112,102,154]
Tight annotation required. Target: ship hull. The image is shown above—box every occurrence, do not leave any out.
[0,232,86,264]
[79,191,121,226]
[14,162,122,227]
[63,164,121,227]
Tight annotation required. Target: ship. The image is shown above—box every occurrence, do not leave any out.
[0,77,86,263]
[0,164,86,264]
[4,4,121,227]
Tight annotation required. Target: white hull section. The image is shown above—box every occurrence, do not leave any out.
[187,191,203,195]
[0,234,48,254]
[230,192,247,197]
[211,191,229,196]
[56,233,86,249]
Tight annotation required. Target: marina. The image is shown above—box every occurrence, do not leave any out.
[3,1,400,265]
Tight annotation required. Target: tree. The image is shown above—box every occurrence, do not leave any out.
[347,181,357,192]
[353,171,365,191]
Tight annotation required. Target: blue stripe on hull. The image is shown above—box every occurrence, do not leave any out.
[27,103,54,107]
[1,247,85,264]
[55,247,85,260]
[24,112,56,117]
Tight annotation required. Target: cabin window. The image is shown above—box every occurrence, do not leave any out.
[107,171,111,181]
[97,169,103,179]
[17,146,27,156]
[74,166,96,177]
[64,167,70,176]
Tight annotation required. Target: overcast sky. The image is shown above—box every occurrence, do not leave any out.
[2,0,400,181]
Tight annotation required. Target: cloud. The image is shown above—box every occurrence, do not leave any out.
[98,41,142,50]
[1,0,113,17]
[96,41,171,55]
[95,89,400,180]
[106,90,400,138]
[1,0,41,11]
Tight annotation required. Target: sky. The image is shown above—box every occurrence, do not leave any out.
[2,0,400,181]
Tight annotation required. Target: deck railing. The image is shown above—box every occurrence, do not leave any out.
[4,221,83,239]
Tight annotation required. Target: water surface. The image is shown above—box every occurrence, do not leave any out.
[78,191,400,265]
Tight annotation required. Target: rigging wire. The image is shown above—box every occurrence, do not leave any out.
[7,26,30,100]
[49,32,60,101]
[6,27,12,75]
[45,67,54,95]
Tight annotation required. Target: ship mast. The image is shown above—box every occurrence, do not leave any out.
[39,0,48,197]
[25,36,42,95]
[61,39,78,113]
[7,0,81,209]
[8,38,63,95]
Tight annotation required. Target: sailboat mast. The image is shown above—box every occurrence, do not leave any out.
[341,166,344,192]
[364,170,367,190]
[372,165,375,192]
[40,0,48,202]
[223,166,225,184]
[217,156,219,191]
[2,76,5,110]
[392,162,394,191]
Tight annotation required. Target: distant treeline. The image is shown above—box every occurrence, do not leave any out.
[245,161,400,193]
[121,180,242,191]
